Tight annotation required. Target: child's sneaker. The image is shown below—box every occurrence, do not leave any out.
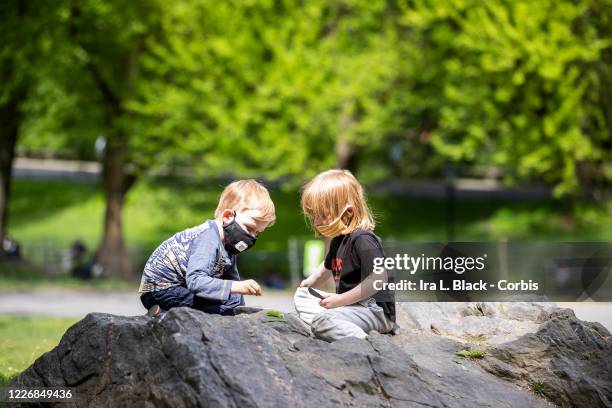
[146,305,162,317]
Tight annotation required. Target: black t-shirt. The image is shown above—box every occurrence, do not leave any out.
[324,229,396,322]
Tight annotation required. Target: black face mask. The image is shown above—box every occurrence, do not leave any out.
[223,215,257,255]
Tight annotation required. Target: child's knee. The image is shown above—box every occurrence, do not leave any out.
[311,311,332,335]
[311,311,327,325]
[311,312,367,341]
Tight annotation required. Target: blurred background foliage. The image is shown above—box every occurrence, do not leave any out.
[1,0,611,281]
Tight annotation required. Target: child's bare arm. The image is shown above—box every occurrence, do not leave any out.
[300,261,331,288]
[320,268,387,308]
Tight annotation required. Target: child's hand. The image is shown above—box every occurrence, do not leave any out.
[319,293,346,309]
[299,276,315,287]
[231,279,262,296]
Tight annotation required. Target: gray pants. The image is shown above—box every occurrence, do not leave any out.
[293,287,394,342]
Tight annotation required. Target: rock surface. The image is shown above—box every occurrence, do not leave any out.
[395,302,612,407]
[395,302,552,345]
[10,303,612,407]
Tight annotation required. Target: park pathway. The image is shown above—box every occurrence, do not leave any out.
[0,290,294,317]
[0,291,610,332]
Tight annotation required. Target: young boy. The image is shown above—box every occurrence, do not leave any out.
[294,169,397,342]
[139,179,275,316]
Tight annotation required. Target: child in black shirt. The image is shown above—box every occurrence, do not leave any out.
[294,169,397,342]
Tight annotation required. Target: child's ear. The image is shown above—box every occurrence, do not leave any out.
[345,206,355,219]
[221,209,235,224]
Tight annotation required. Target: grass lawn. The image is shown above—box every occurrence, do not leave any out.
[0,274,136,292]
[3,177,611,282]
[0,316,79,386]
[9,178,612,248]
[8,178,313,254]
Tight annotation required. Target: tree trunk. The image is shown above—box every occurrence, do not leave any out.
[335,98,360,173]
[334,138,359,173]
[97,134,134,279]
[80,35,141,280]
[0,83,26,257]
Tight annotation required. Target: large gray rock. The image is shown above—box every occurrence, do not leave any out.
[10,308,541,407]
[395,302,554,345]
[9,303,611,407]
[478,308,612,408]
[394,302,612,407]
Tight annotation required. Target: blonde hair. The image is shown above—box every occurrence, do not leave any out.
[215,180,276,225]
[301,169,375,234]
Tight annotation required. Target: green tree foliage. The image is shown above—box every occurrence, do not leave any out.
[0,1,60,250]
[16,0,165,277]
[400,0,612,196]
[134,0,402,180]
[64,0,165,278]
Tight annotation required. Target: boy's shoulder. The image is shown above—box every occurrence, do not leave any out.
[174,220,219,244]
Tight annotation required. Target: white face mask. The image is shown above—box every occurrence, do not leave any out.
[315,206,351,238]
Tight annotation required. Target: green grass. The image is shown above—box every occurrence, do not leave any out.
[530,380,546,396]
[0,261,137,292]
[8,178,313,254]
[11,179,612,250]
[0,275,136,292]
[5,178,612,280]
[455,349,486,359]
[0,316,79,384]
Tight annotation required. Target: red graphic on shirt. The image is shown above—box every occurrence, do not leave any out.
[331,258,342,281]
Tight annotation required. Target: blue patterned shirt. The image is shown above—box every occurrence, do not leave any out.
[138,220,243,306]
